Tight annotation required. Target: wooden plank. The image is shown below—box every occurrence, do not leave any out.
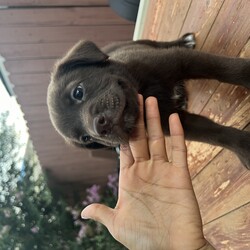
[192,125,250,224]
[41,159,116,184]
[139,1,158,39]
[141,0,192,40]
[203,202,250,249]
[186,39,250,115]
[6,59,55,74]
[201,85,250,128]
[0,25,134,44]
[202,0,250,55]
[186,0,250,113]
[0,7,130,27]
[10,73,49,86]
[20,104,50,122]
[14,84,48,106]
[0,43,74,60]
[16,94,46,107]
[180,0,224,50]
[157,0,192,41]
[0,0,108,7]
[186,79,220,114]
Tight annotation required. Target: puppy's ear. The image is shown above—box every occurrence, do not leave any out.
[58,40,108,71]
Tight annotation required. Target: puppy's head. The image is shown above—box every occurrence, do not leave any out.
[47,40,139,148]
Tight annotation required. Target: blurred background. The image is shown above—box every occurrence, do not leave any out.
[0,0,139,248]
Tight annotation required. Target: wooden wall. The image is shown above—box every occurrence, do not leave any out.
[140,0,250,248]
[0,0,134,199]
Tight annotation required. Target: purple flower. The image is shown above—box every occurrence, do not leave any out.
[3,209,11,218]
[31,226,39,234]
[70,209,80,220]
[76,224,88,243]
[107,173,118,196]
[74,219,82,226]
[82,184,101,206]
[78,224,87,238]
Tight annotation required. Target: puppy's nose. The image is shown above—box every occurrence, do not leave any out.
[93,115,112,136]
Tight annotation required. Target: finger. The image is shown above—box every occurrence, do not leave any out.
[120,144,134,170]
[129,94,149,161]
[169,113,187,168]
[164,136,172,162]
[81,203,114,228]
[145,97,168,161]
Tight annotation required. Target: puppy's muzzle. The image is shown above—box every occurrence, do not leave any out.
[93,114,112,136]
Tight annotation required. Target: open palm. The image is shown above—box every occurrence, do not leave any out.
[82,96,212,250]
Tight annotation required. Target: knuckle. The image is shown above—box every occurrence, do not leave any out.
[151,154,165,162]
[149,135,164,142]
[171,145,186,153]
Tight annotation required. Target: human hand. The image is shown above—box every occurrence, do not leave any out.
[81,95,214,250]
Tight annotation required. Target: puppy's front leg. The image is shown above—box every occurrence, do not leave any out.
[180,111,250,169]
[134,33,196,49]
[175,48,250,89]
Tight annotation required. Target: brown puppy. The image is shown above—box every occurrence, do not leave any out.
[47,34,250,169]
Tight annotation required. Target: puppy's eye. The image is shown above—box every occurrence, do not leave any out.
[72,85,85,101]
[81,135,92,143]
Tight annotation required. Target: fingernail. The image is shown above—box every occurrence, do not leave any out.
[81,211,88,219]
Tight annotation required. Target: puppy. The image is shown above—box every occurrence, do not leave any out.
[47,34,250,169]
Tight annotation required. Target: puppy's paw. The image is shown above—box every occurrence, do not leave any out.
[237,152,250,170]
[242,60,250,89]
[235,130,250,170]
[181,33,196,49]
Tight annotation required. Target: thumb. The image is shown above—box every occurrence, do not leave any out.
[81,203,114,228]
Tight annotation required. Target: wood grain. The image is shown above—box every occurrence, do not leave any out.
[202,0,250,55]
[142,0,192,40]
[180,0,224,49]
[156,0,192,41]
[204,202,250,249]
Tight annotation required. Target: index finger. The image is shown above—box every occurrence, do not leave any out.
[169,113,187,168]
[145,97,168,161]
[128,94,150,162]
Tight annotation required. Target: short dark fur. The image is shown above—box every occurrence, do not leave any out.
[47,34,250,169]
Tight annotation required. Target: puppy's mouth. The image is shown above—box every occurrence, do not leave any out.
[89,90,138,146]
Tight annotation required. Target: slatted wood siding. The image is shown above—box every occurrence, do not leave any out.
[140,0,250,248]
[0,0,134,199]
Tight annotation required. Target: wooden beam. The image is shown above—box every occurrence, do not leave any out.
[0,7,130,27]
[0,25,134,44]
[0,0,108,7]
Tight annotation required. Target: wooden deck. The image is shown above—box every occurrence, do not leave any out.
[137,0,250,248]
